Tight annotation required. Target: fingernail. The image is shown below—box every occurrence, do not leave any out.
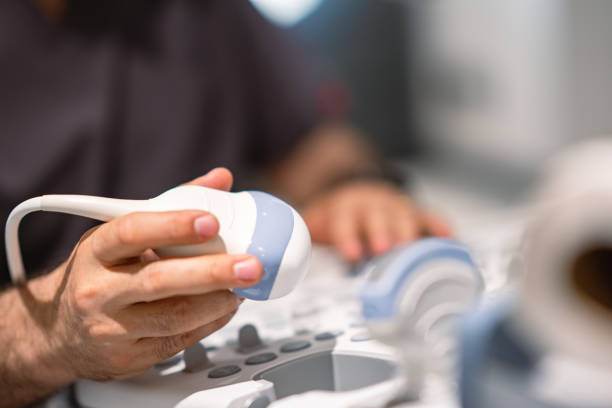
[233,258,261,281]
[373,236,392,254]
[239,297,246,303]
[194,215,218,237]
[439,225,453,238]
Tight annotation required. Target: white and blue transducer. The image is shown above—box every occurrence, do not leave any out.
[357,238,484,399]
[230,191,311,300]
[5,185,312,300]
[360,238,483,329]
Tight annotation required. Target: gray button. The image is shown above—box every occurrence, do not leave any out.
[238,324,265,353]
[184,343,213,373]
[280,340,311,353]
[350,332,372,342]
[315,331,344,341]
[294,329,311,336]
[245,352,277,365]
[208,365,241,379]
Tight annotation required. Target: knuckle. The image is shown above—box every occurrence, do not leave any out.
[89,228,107,260]
[215,313,233,330]
[147,299,191,335]
[164,216,181,241]
[142,264,164,295]
[167,214,190,240]
[171,297,192,319]
[221,290,238,307]
[333,224,353,241]
[154,336,184,360]
[107,351,135,372]
[207,258,228,283]
[161,299,191,333]
[73,284,100,311]
[332,196,349,211]
[116,216,139,246]
[212,291,238,315]
[179,331,197,346]
[86,322,119,340]
[152,312,173,333]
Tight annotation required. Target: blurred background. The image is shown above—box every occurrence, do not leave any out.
[251,0,612,205]
[4,0,612,280]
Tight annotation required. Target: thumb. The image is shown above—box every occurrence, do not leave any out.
[184,167,234,191]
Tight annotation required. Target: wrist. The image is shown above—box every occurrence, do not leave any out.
[324,162,407,192]
[11,266,77,387]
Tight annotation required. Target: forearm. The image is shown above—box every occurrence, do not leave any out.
[0,268,75,407]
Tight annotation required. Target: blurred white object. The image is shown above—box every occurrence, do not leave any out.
[460,138,612,408]
[519,137,612,369]
[534,137,612,205]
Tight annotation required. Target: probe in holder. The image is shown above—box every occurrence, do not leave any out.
[360,238,484,399]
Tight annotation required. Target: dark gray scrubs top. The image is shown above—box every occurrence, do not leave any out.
[0,0,318,284]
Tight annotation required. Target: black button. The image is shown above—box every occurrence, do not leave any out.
[280,340,311,353]
[208,365,241,378]
[314,331,344,341]
[245,352,278,365]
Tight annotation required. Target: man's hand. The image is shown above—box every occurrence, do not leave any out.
[0,168,262,406]
[262,123,451,261]
[301,180,451,262]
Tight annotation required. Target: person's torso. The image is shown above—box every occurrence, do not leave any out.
[0,0,265,281]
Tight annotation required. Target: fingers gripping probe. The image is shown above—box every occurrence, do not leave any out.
[5,186,312,300]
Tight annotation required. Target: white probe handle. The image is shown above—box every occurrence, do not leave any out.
[5,195,142,283]
[5,186,311,300]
